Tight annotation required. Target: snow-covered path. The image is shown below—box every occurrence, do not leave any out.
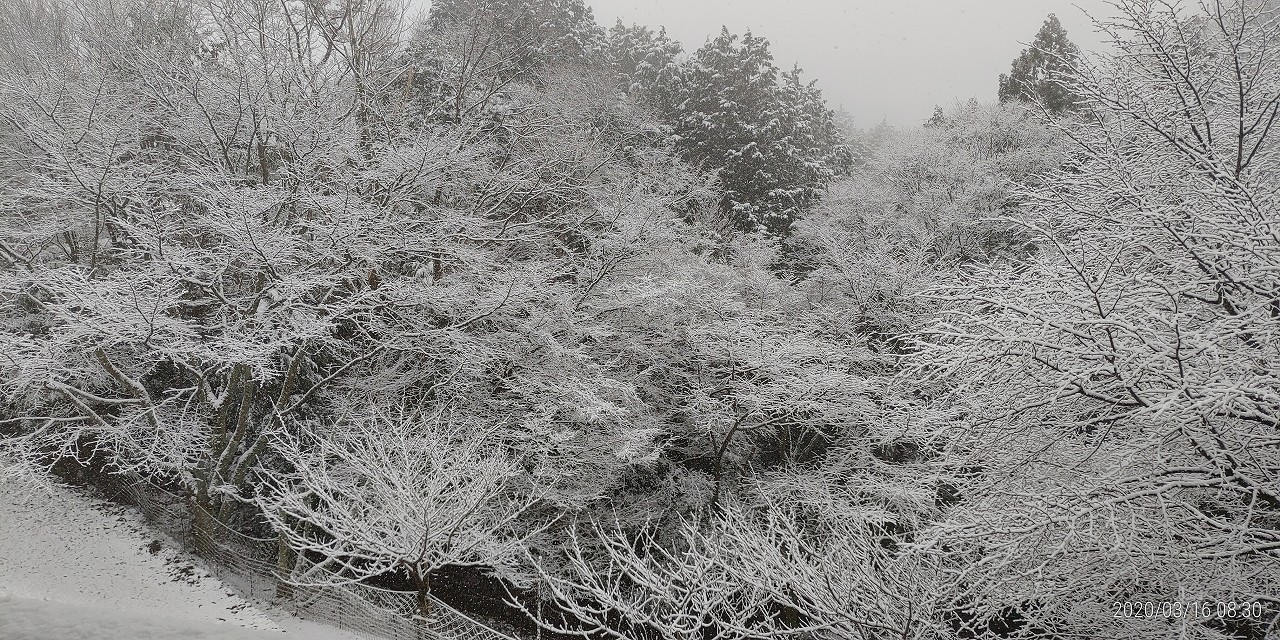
[0,476,365,640]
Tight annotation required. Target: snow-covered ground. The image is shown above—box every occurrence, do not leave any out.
[0,475,365,640]
[0,595,293,640]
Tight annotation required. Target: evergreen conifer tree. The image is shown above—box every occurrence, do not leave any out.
[665,29,848,234]
[998,13,1080,114]
[605,21,683,105]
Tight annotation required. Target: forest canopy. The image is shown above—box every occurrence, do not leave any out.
[1,1,1278,639]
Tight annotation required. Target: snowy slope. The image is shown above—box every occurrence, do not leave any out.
[0,595,290,640]
[0,475,364,640]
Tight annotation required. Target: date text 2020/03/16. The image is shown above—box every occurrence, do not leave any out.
[1113,601,1267,620]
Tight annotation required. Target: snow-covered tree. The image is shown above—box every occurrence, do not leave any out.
[526,480,932,640]
[404,0,606,124]
[789,100,1066,344]
[769,65,853,206]
[0,0,481,528]
[664,29,848,235]
[914,2,1280,636]
[605,21,684,106]
[257,407,539,618]
[998,13,1081,115]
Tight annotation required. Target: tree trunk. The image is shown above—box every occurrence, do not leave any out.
[416,570,432,620]
[274,533,294,602]
[191,488,215,557]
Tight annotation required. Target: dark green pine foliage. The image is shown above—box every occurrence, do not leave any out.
[426,0,606,68]
[769,66,853,222]
[406,0,606,123]
[924,104,947,128]
[998,13,1081,115]
[605,21,683,106]
[673,29,778,232]
[661,28,849,235]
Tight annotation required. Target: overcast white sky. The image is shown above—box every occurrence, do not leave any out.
[584,0,1115,127]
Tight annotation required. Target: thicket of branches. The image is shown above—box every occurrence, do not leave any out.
[1,1,1277,639]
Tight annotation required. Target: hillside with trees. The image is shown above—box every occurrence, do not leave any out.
[1,1,1278,639]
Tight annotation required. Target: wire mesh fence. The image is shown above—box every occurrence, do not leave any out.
[115,479,520,640]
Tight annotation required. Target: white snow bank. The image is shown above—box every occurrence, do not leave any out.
[0,475,365,640]
[0,595,289,640]
[0,475,278,629]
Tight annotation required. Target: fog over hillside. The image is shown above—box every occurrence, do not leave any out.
[585,0,1113,126]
